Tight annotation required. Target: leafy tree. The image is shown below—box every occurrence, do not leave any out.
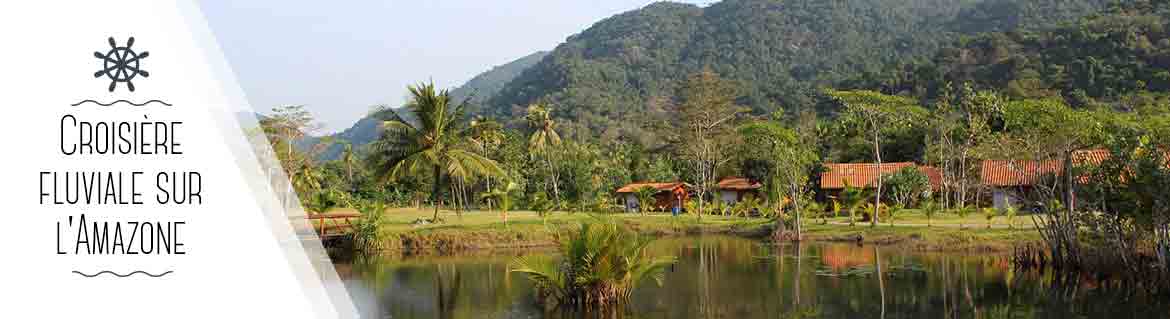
[367,81,504,222]
[882,166,932,208]
[830,89,925,227]
[676,69,746,219]
[738,120,819,238]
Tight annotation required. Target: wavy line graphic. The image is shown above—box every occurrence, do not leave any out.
[71,99,172,107]
[72,270,173,278]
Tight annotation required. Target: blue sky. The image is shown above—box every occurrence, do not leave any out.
[200,1,707,133]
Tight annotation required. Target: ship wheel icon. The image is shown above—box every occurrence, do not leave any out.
[93,37,150,92]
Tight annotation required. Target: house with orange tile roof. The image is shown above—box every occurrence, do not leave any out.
[614,182,691,213]
[819,162,941,195]
[980,149,1110,210]
[716,177,763,205]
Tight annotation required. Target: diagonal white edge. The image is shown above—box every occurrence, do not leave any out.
[172,1,358,317]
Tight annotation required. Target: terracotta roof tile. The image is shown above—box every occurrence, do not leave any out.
[716,177,762,190]
[979,149,1110,187]
[615,182,689,194]
[820,162,915,189]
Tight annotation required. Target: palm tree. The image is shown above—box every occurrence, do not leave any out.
[468,118,505,210]
[339,142,358,193]
[510,221,676,307]
[367,81,504,222]
[921,200,940,227]
[634,186,659,215]
[480,182,518,226]
[526,103,563,205]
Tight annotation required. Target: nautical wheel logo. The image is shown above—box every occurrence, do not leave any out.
[93,37,150,92]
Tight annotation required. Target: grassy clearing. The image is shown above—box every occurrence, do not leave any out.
[817,208,1042,229]
[320,207,1040,253]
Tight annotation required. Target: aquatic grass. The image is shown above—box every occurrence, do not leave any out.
[510,220,677,308]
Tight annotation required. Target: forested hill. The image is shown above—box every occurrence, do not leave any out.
[843,0,1170,109]
[482,0,1110,134]
[315,51,548,160]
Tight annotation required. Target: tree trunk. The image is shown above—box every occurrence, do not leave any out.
[432,165,441,222]
[872,129,882,227]
[1063,150,1075,216]
[791,183,802,240]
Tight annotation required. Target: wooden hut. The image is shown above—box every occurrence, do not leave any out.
[615,182,691,212]
[716,177,762,205]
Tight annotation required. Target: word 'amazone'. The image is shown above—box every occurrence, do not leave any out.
[57,214,186,255]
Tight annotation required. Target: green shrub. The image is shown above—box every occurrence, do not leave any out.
[511,221,677,308]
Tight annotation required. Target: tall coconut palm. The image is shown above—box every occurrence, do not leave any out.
[526,103,563,205]
[367,81,504,222]
[339,142,358,193]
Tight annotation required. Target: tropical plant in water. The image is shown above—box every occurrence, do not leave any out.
[350,201,388,254]
[510,221,677,308]
[366,81,504,223]
[633,186,659,216]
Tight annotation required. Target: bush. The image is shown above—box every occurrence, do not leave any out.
[511,221,677,308]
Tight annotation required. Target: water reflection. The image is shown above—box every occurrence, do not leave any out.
[337,236,1168,319]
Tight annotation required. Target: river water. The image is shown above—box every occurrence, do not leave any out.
[335,236,1168,318]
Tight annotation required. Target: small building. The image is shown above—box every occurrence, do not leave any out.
[980,149,1109,211]
[716,177,762,205]
[615,182,691,212]
[818,162,943,205]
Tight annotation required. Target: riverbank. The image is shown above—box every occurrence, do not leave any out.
[333,208,1042,254]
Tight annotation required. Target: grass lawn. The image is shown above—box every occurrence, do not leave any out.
[817,208,1041,229]
[318,207,1041,253]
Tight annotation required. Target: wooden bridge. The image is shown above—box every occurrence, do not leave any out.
[306,212,360,239]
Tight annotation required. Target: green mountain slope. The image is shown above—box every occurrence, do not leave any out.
[846,0,1170,107]
[316,51,549,160]
[482,0,1110,135]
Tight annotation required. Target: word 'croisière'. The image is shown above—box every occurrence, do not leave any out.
[59,114,183,155]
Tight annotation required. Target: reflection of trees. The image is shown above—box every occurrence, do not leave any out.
[435,264,461,319]
[338,241,1170,319]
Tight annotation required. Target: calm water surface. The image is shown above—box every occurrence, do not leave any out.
[335,236,1168,319]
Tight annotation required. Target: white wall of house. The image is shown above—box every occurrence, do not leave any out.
[624,194,639,212]
[719,190,738,205]
[992,188,1017,211]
